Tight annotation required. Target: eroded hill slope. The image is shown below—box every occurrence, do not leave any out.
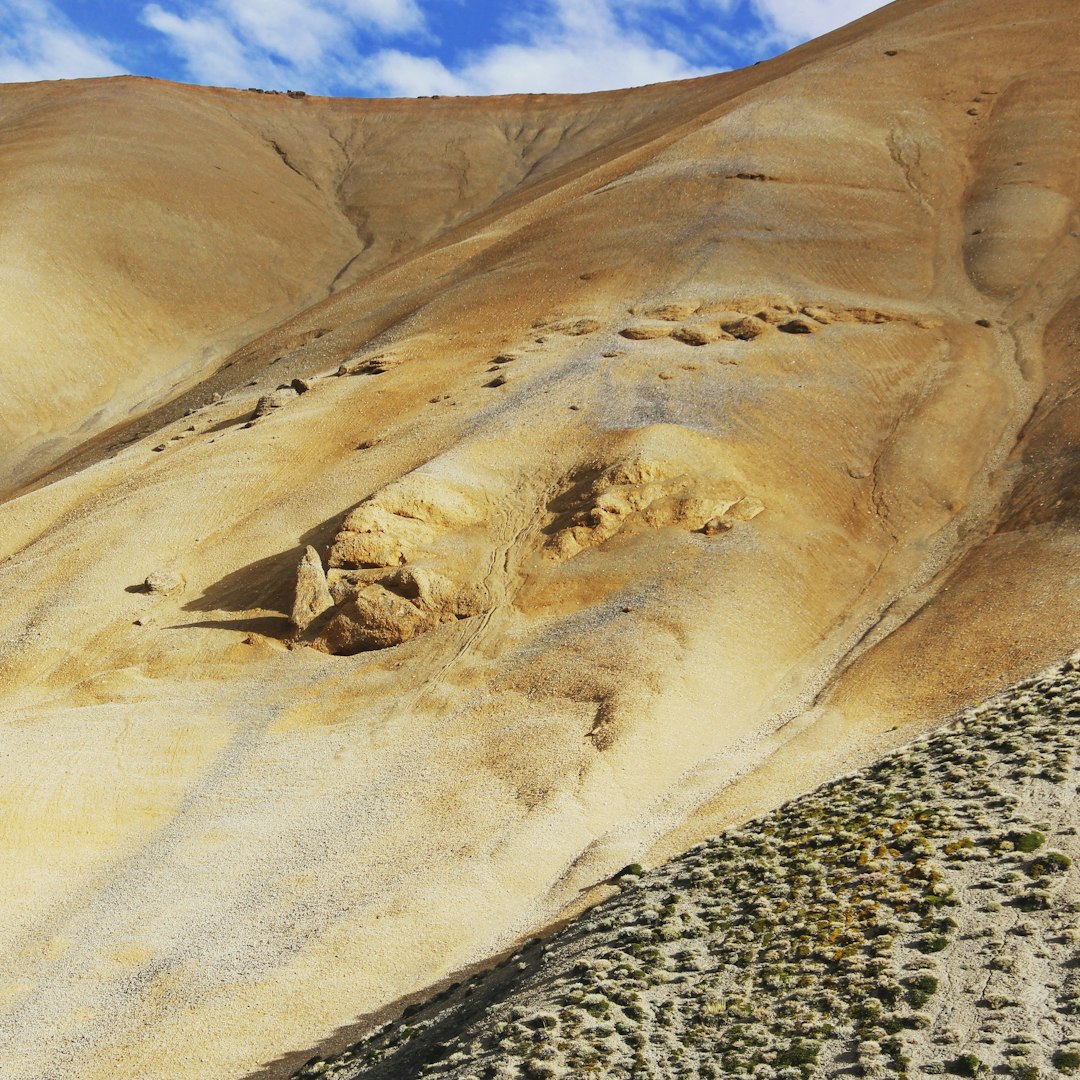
[293,655,1079,1080]
[0,73,714,493]
[0,0,1078,1077]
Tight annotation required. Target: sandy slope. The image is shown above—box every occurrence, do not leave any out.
[292,655,1080,1080]
[0,0,1078,1077]
[0,74,709,495]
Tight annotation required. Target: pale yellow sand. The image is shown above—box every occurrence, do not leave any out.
[0,0,1078,1076]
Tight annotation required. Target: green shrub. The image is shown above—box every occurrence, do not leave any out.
[1053,1050,1080,1074]
[1010,831,1047,853]
[950,1053,984,1077]
[1027,851,1072,878]
[906,975,938,995]
[777,1040,821,1067]
[918,935,949,954]
[1014,889,1052,912]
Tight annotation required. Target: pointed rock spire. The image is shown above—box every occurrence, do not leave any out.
[291,545,334,632]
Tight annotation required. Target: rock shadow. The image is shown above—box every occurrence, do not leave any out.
[181,515,349,618]
[238,939,547,1080]
[166,615,293,635]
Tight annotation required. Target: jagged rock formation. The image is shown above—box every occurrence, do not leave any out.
[0,1,1078,1077]
[313,565,489,655]
[543,425,763,561]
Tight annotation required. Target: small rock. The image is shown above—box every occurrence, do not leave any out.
[645,302,700,321]
[563,317,602,335]
[727,496,765,521]
[291,377,314,393]
[253,387,299,418]
[360,356,397,375]
[486,373,509,387]
[337,355,397,377]
[722,316,768,340]
[144,570,185,596]
[672,326,721,346]
[702,517,733,536]
[619,322,674,340]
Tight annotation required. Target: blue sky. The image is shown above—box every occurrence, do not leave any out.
[0,0,887,97]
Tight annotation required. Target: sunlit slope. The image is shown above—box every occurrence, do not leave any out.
[290,656,1080,1080]
[0,0,1077,1078]
[0,74,709,493]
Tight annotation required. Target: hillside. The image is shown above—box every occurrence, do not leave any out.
[0,73,715,494]
[0,0,1077,1077]
[290,655,1080,1080]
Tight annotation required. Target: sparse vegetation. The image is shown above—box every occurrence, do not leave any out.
[951,1052,985,1076]
[1054,1050,1080,1074]
[294,657,1079,1080]
[1011,831,1049,853]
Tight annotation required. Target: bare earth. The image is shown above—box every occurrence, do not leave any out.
[292,655,1080,1080]
[0,0,1078,1077]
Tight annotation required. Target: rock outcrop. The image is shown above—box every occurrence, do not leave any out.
[290,546,334,632]
[303,468,499,653]
[313,566,488,655]
[546,425,764,561]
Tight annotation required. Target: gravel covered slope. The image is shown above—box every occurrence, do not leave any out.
[296,654,1080,1080]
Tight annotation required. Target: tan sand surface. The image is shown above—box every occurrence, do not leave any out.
[0,0,1078,1076]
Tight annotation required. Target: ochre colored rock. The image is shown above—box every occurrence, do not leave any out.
[144,569,185,596]
[312,566,487,654]
[619,321,675,340]
[291,546,334,632]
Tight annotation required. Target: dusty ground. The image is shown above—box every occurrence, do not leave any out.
[304,654,1078,1080]
[0,0,1078,1077]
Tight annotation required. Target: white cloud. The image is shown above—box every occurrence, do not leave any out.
[750,0,885,45]
[141,0,425,90]
[143,0,710,96]
[219,0,347,66]
[359,0,714,97]
[338,0,425,35]
[0,0,122,82]
[360,49,467,97]
[141,5,268,87]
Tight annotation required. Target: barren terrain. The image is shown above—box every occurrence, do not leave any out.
[295,656,1080,1080]
[0,0,1077,1077]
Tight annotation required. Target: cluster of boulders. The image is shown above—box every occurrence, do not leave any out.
[291,545,487,655]
[547,451,763,561]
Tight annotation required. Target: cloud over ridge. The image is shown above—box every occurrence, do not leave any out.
[0,0,887,95]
